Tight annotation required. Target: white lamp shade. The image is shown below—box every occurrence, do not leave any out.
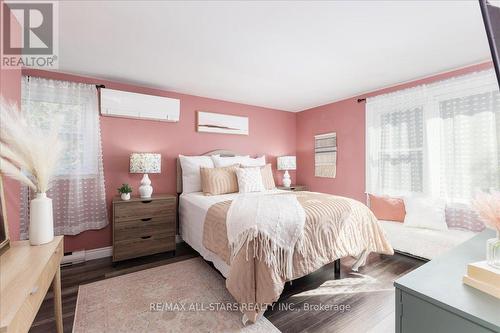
[277,156,296,171]
[130,153,161,173]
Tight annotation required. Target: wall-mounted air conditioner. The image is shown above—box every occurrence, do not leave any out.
[100,88,180,122]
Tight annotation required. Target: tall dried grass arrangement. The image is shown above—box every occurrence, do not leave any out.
[0,98,63,193]
[472,190,500,232]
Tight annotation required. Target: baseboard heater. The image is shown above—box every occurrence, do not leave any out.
[61,246,113,266]
[61,237,182,266]
[61,250,86,266]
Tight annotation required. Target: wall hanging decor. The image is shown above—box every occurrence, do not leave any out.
[314,132,337,178]
[197,111,249,135]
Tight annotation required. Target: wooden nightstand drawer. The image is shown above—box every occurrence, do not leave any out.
[113,234,175,261]
[112,194,177,262]
[114,199,175,222]
[114,217,175,242]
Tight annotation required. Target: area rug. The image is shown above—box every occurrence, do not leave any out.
[73,257,280,333]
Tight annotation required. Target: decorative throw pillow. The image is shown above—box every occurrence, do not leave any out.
[445,203,486,232]
[242,164,275,190]
[403,196,448,231]
[212,155,250,167]
[242,155,266,167]
[368,194,406,222]
[179,155,214,193]
[235,167,265,193]
[212,155,266,167]
[200,165,239,196]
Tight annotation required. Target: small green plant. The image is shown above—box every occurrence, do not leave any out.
[117,183,133,194]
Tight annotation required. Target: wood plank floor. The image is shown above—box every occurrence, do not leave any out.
[30,243,423,333]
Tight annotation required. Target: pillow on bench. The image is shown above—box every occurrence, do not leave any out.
[369,193,485,232]
[368,194,406,222]
[403,196,448,231]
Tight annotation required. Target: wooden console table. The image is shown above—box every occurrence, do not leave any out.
[0,236,64,333]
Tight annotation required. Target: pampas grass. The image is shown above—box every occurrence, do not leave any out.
[472,190,500,232]
[0,98,63,193]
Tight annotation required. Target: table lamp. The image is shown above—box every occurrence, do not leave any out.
[129,153,161,198]
[277,156,296,188]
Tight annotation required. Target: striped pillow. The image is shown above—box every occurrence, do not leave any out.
[200,165,239,196]
[260,164,276,190]
[242,163,276,190]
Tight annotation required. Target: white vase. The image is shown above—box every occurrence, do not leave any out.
[29,192,54,246]
[121,192,131,200]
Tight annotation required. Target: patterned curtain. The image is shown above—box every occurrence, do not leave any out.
[20,76,108,237]
[366,69,500,231]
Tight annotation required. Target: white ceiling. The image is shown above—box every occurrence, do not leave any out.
[58,1,491,112]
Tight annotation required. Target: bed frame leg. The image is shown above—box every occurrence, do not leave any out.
[334,258,341,278]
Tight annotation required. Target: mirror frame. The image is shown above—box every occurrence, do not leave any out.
[0,176,10,256]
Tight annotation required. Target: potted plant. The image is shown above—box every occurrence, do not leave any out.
[118,183,132,200]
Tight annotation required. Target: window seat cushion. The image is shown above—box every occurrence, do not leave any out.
[379,220,476,260]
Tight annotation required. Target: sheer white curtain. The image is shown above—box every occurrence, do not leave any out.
[366,86,426,195]
[20,76,108,237]
[366,69,499,231]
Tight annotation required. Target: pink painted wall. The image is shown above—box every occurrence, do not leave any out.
[0,71,22,241]
[296,62,494,203]
[0,0,22,240]
[4,60,492,252]
[22,69,297,252]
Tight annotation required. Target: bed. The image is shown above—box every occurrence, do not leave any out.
[177,150,394,323]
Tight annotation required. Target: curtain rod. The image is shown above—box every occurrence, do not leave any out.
[24,75,106,90]
[357,98,366,103]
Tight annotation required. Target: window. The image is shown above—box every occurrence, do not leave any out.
[366,69,500,205]
[22,100,97,176]
[439,91,500,202]
[379,107,424,193]
[20,76,108,237]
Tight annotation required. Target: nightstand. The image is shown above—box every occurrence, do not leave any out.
[112,194,177,262]
[277,185,308,191]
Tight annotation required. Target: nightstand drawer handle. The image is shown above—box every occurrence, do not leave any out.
[141,218,152,222]
[141,235,152,239]
[141,200,152,204]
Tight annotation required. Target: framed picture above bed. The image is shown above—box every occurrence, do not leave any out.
[0,177,10,256]
[197,111,249,135]
[314,132,337,178]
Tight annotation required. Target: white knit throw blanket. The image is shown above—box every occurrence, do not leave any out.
[226,193,306,279]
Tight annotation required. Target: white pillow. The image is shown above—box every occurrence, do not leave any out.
[178,155,214,193]
[241,155,266,167]
[235,167,265,193]
[403,196,448,231]
[211,155,250,167]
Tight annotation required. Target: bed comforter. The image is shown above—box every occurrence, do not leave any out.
[202,191,393,323]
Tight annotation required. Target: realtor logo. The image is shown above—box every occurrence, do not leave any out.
[1,1,58,68]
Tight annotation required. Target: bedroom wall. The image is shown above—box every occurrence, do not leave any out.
[1,68,22,241]
[13,69,297,252]
[296,61,494,204]
[3,61,493,252]
[0,0,22,240]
